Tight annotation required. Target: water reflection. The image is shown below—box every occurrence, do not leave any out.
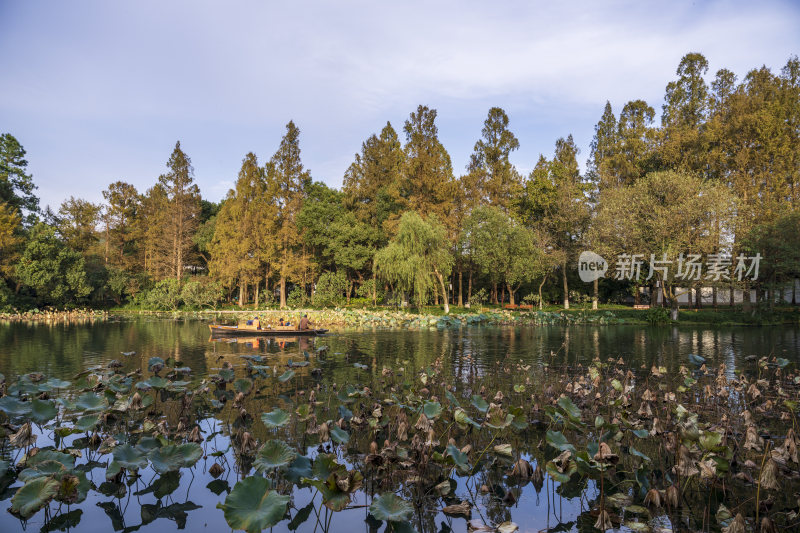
[0,318,798,532]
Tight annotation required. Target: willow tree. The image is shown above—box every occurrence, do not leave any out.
[266,121,312,308]
[210,152,274,307]
[375,211,453,312]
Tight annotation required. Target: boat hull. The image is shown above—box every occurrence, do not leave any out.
[208,325,328,336]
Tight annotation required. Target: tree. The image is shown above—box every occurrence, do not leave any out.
[102,181,139,269]
[266,121,312,308]
[465,107,521,210]
[591,171,735,319]
[16,223,91,306]
[0,202,22,282]
[55,197,101,255]
[210,152,274,307]
[462,206,548,306]
[137,183,171,279]
[375,211,453,312]
[587,101,618,197]
[743,210,800,307]
[343,122,405,239]
[0,133,38,223]
[398,105,457,232]
[158,141,200,280]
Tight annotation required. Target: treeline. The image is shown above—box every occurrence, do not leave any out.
[0,52,798,312]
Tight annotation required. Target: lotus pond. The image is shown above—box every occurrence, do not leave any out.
[0,317,799,533]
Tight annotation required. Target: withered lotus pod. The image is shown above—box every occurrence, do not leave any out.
[721,513,746,533]
[593,442,619,465]
[209,462,224,478]
[665,484,680,507]
[759,458,779,490]
[643,488,662,508]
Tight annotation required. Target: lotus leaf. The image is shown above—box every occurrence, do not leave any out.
[11,476,60,518]
[75,392,107,412]
[329,425,349,444]
[30,399,58,425]
[147,443,203,474]
[261,409,291,429]
[278,369,295,382]
[369,493,413,522]
[113,444,149,470]
[422,401,442,419]
[254,440,297,472]
[217,476,290,533]
[0,396,32,416]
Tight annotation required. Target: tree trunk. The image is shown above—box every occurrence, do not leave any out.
[592,278,598,310]
[492,283,498,305]
[238,282,244,308]
[458,269,463,307]
[435,271,449,314]
[279,277,286,309]
[538,274,548,310]
[254,282,259,309]
[562,263,569,310]
[372,272,377,307]
[466,270,473,309]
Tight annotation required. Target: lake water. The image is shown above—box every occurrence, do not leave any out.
[0,316,798,533]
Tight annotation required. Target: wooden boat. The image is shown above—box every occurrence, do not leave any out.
[208,324,328,336]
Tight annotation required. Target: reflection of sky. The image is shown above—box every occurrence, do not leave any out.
[1,319,799,531]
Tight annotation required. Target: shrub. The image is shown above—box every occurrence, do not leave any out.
[287,286,309,308]
[313,271,348,307]
[470,288,488,307]
[143,278,182,310]
[181,279,224,309]
[645,306,670,324]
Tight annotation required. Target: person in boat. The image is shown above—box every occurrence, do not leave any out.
[251,316,260,330]
[279,318,285,326]
[298,314,312,331]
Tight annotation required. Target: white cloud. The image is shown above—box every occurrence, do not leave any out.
[1,0,798,207]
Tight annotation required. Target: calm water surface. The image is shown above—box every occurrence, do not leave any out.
[0,316,798,533]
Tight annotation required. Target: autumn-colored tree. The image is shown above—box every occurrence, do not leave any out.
[0,202,22,281]
[265,121,312,308]
[210,152,274,307]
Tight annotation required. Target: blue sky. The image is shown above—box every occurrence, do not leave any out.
[2,0,799,210]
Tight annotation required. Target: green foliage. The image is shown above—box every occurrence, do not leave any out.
[180,278,223,309]
[16,223,91,307]
[375,211,453,310]
[141,278,182,310]
[645,306,671,324]
[286,286,309,308]
[313,271,348,307]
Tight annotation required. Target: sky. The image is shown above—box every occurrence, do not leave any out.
[1,0,799,211]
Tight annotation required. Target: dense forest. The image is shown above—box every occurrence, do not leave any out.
[1,53,799,313]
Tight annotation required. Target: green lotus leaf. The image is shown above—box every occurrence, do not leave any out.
[545,460,574,483]
[446,444,470,473]
[147,443,203,474]
[30,399,58,425]
[11,476,60,518]
[147,357,165,372]
[556,396,582,422]
[254,440,297,472]
[0,396,32,416]
[311,454,345,480]
[329,425,349,444]
[278,369,295,382]
[261,409,291,429]
[688,353,706,366]
[113,444,149,470]
[74,414,99,432]
[143,376,168,389]
[217,476,290,533]
[285,455,313,484]
[295,404,312,421]
[75,392,107,412]
[18,460,66,482]
[545,430,575,453]
[27,449,75,469]
[219,368,236,382]
[422,401,442,419]
[234,378,253,394]
[369,493,413,522]
[46,378,72,389]
[135,471,181,499]
[454,407,480,428]
[485,407,514,429]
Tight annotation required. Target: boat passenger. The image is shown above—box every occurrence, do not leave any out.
[298,314,311,331]
[252,316,260,329]
[279,318,285,326]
